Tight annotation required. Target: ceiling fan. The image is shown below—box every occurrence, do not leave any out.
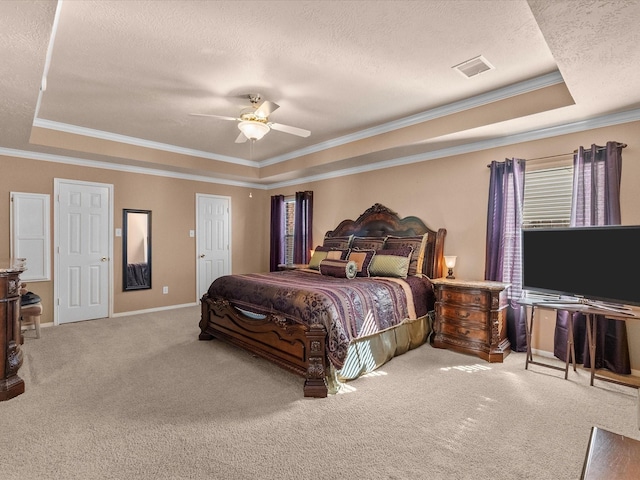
[190,94,311,143]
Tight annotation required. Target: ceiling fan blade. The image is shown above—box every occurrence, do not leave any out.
[235,131,248,143]
[270,122,311,138]
[189,113,238,121]
[254,100,279,118]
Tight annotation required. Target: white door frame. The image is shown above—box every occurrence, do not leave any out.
[53,178,114,325]
[195,193,232,302]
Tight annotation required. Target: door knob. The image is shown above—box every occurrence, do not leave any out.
[101,257,108,262]
[199,254,205,258]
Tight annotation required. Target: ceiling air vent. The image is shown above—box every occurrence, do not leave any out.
[452,55,494,78]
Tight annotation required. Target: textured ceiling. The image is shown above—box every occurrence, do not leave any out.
[2,0,640,187]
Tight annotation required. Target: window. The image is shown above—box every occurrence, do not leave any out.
[10,192,51,281]
[522,165,573,229]
[521,163,573,299]
[284,197,295,264]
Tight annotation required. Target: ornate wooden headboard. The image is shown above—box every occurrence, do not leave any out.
[324,204,446,279]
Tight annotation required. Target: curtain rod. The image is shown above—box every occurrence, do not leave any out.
[486,143,627,168]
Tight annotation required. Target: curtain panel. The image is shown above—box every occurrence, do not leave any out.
[485,158,527,352]
[554,141,630,374]
[269,195,285,272]
[293,191,313,264]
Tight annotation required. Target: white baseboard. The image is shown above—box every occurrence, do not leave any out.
[530,348,556,359]
[111,302,199,317]
[26,303,199,330]
[22,302,199,332]
[530,348,640,377]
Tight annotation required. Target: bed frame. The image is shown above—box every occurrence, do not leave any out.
[199,204,446,397]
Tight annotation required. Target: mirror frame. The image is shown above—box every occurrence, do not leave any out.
[123,209,152,291]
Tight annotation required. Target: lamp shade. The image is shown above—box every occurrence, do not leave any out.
[444,256,457,268]
[238,120,270,141]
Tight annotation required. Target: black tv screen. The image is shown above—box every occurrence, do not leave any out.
[522,225,640,307]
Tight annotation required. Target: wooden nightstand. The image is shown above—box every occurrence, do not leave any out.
[431,278,511,363]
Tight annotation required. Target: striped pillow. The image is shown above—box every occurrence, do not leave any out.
[319,259,357,279]
[351,236,386,251]
[322,235,353,250]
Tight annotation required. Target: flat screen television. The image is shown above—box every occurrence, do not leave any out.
[522,225,640,307]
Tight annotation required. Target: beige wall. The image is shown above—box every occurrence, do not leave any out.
[2,120,639,368]
[0,156,268,321]
[273,121,640,370]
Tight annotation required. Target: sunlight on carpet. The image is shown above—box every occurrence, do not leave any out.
[440,363,493,373]
[362,369,388,377]
[335,370,389,394]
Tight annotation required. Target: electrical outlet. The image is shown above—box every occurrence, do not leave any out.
[189,230,195,237]
[163,286,168,294]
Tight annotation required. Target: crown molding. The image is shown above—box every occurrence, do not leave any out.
[33,0,63,120]
[265,107,640,189]
[0,147,268,189]
[259,71,566,167]
[32,118,260,168]
[32,71,564,170]
[7,107,640,191]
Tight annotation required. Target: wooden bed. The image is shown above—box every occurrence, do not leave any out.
[199,204,446,397]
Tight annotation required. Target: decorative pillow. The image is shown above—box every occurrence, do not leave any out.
[322,235,353,250]
[369,246,413,278]
[383,234,428,276]
[308,246,349,270]
[347,248,376,277]
[319,259,358,279]
[351,236,386,251]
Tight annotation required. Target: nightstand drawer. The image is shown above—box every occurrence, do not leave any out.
[438,304,488,325]
[440,322,488,343]
[439,289,490,309]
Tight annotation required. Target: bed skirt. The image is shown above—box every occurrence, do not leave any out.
[327,311,433,393]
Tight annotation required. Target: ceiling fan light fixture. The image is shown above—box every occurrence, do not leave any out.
[238,120,270,141]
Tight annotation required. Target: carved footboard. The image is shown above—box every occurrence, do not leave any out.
[199,293,328,397]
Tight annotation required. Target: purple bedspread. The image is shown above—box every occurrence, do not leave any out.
[206,270,434,368]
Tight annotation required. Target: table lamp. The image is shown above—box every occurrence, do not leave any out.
[444,255,457,279]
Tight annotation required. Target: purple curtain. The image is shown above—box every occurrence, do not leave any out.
[269,195,285,272]
[293,191,313,264]
[485,158,528,352]
[554,141,630,374]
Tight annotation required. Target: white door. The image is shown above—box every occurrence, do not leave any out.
[196,194,231,300]
[56,180,111,324]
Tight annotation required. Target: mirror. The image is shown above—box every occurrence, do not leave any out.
[123,209,152,291]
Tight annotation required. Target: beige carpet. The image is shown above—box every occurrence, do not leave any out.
[2,306,638,479]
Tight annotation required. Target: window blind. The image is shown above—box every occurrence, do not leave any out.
[10,192,51,281]
[284,198,295,264]
[523,166,573,228]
